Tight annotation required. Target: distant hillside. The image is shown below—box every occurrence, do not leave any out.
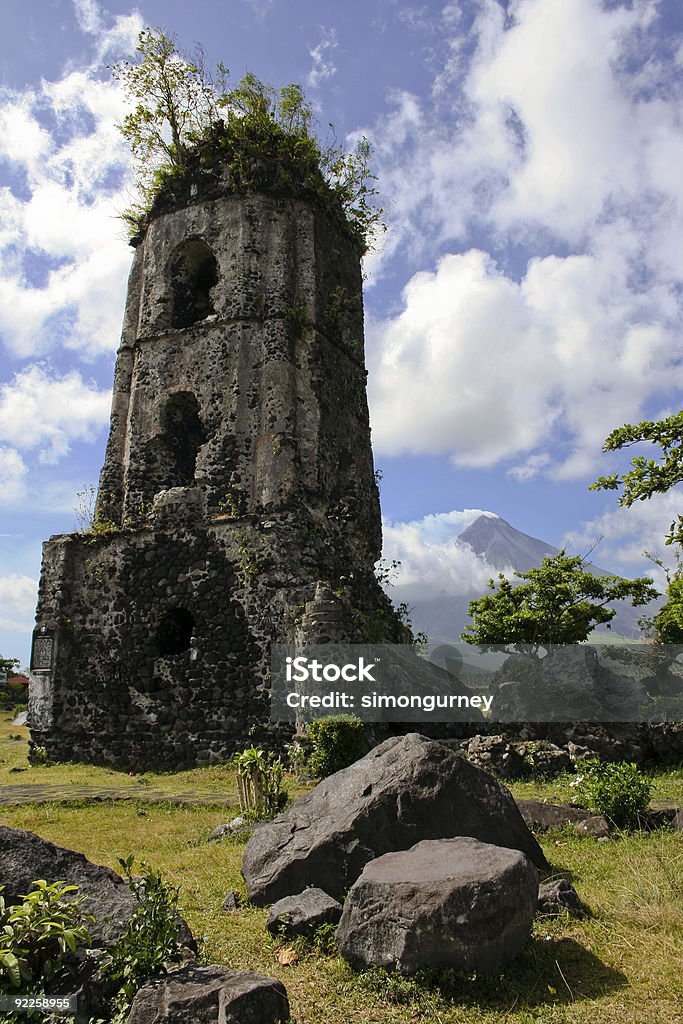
[402,514,654,644]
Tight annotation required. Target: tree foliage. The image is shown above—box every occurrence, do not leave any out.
[111,28,383,251]
[0,656,20,678]
[590,410,683,547]
[639,553,683,643]
[461,552,658,652]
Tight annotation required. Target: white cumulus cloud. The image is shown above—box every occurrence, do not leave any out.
[366,0,683,479]
[381,508,501,598]
[0,448,28,506]
[0,573,38,633]
[0,366,111,464]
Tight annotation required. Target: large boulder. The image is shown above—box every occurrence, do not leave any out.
[0,824,137,947]
[0,825,195,1023]
[242,733,547,905]
[335,837,538,975]
[127,965,289,1023]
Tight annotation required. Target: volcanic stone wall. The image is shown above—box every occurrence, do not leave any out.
[29,188,404,770]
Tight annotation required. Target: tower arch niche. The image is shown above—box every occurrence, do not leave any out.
[157,391,206,490]
[168,237,218,328]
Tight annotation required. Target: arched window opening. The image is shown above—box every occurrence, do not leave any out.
[156,607,195,656]
[169,238,218,328]
[162,392,205,487]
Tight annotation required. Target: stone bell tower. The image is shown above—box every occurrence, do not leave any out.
[29,174,404,770]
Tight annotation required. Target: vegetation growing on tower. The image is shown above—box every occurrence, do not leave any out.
[112,28,383,252]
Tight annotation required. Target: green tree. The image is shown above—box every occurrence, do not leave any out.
[111,28,221,183]
[590,410,683,547]
[111,28,383,251]
[461,552,658,652]
[0,657,20,679]
[639,555,683,643]
[591,410,683,642]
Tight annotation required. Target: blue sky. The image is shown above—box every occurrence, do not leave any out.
[2,0,683,664]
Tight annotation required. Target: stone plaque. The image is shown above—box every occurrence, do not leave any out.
[30,631,55,672]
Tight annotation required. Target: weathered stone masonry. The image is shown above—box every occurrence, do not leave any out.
[29,186,404,770]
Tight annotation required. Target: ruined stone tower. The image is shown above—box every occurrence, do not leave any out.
[29,170,404,769]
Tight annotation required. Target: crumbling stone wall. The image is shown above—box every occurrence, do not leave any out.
[29,188,404,770]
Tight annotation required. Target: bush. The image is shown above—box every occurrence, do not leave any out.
[0,682,28,709]
[307,715,367,778]
[0,880,92,994]
[573,759,652,830]
[232,747,287,821]
[106,856,184,1024]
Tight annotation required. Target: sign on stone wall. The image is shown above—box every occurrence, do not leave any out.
[30,629,55,672]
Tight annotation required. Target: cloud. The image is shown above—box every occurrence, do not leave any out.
[381,508,502,598]
[72,0,102,35]
[365,0,683,479]
[0,18,139,361]
[307,29,338,89]
[0,366,111,463]
[0,573,38,633]
[563,490,683,587]
[0,448,28,505]
[507,453,552,482]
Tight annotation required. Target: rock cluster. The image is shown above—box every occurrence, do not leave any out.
[242,734,550,976]
[242,733,547,907]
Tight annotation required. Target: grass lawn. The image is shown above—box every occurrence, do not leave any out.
[1,710,682,1024]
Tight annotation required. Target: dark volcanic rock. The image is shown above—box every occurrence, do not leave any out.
[335,837,538,975]
[516,800,594,831]
[0,824,136,947]
[0,825,196,1022]
[537,878,584,916]
[266,887,342,938]
[242,733,547,905]
[127,965,289,1023]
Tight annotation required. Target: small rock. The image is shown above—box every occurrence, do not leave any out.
[537,879,583,916]
[222,890,241,913]
[516,800,590,831]
[208,817,249,842]
[576,815,610,839]
[127,964,289,1023]
[266,888,342,938]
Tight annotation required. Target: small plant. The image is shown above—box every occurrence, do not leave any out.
[232,747,287,820]
[0,880,92,994]
[307,715,367,778]
[573,758,652,830]
[74,485,119,541]
[285,738,310,778]
[105,856,184,1024]
[217,490,243,519]
[30,746,52,767]
[311,921,337,955]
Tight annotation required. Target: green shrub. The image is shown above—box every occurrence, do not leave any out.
[307,715,367,778]
[0,682,28,709]
[0,880,92,994]
[232,747,287,821]
[106,856,184,1024]
[573,759,652,830]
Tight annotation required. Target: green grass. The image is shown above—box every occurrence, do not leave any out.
[1,713,682,1024]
